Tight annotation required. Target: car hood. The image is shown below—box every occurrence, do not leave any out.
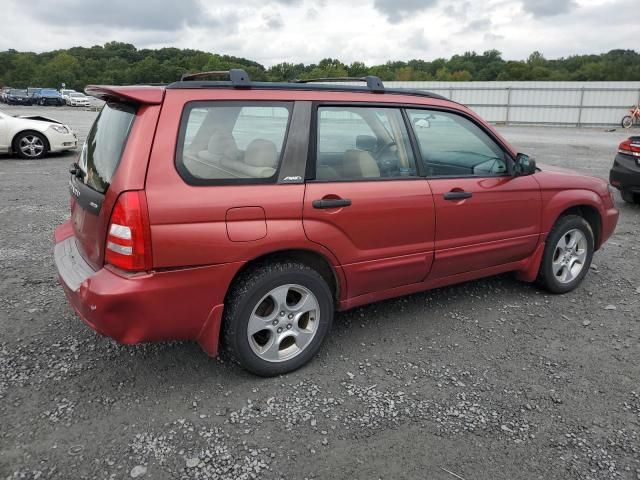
[535,162,609,197]
[537,162,583,176]
[17,115,62,124]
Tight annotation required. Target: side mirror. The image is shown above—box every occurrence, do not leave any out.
[513,153,536,176]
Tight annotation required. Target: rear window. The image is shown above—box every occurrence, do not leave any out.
[176,101,292,185]
[78,102,136,193]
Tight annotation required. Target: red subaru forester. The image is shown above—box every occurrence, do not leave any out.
[54,71,618,376]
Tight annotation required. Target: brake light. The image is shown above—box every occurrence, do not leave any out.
[105,191,152,271]
[618,138,640,157]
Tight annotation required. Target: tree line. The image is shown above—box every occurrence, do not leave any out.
[1,42,639,91]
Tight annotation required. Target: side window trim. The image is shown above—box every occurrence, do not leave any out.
[400,108,427,178]
[308,102,422,183]
[175,100,294,187]
[405,107,514,179]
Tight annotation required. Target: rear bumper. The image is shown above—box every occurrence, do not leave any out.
[53,221,241,356]
[610,153,640,193]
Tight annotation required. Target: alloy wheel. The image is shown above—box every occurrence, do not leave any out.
[551,228,588,284]
[19,135,45,158]
[247,284,320,362]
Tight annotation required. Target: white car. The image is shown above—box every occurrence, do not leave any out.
[0,109,77,159]
[66,92,90,107]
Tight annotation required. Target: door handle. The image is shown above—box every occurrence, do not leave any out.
[312,198,352,209]
[443,191,473,200]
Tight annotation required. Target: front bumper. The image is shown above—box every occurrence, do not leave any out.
[53,221,241,356]
[601,206,619,248]
[47,130,78,152]
[610,152,640,194]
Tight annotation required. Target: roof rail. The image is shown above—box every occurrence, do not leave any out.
[180,69,251,87]
[291,76,384,93]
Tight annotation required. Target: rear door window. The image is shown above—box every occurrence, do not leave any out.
[176,102,292,184]
[78,102,136,193]
[315,106,417,181]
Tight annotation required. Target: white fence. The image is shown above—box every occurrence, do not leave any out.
[382,81,640,127]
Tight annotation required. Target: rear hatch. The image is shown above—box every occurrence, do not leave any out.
[70,102,137,269]
[69,86,164,270]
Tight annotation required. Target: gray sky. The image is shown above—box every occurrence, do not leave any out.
[0,0,636,65]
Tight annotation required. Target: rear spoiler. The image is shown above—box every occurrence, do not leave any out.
[84,85,165,105]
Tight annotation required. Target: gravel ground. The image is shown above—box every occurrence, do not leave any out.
[1,105,639,480]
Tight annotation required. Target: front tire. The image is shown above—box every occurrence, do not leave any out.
[536,215,594,294]
[622,116,633,129]
[13,131,48,160]
[222,261,334,376]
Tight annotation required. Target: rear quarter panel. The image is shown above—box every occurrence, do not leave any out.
[144,90,343,272]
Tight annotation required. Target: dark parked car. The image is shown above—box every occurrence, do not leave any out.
[32,88,65,106]
[54,70,618,376]
[610,136,640,203]
[5,89,33,105]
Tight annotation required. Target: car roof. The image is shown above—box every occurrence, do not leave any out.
[85,69,460,108]
[85,83,465,112]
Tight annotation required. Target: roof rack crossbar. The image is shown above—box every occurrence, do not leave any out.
[180,69,251,87]
[291,76,385,93]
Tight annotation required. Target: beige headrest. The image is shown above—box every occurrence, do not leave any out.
[245,139,278,168]
[343,149,380,178]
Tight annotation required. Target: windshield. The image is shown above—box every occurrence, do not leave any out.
[70,93,84,97]
[78,102,136,193]
[10,89,27,95]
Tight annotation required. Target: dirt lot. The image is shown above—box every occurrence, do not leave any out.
[1,105,639,480]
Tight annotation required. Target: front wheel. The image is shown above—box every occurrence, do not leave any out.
[622,116,633,129]
[13,131,48,159]
[536,215,594,294]
[222,261,334,376]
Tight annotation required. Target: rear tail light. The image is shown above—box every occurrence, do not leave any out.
[105,191,152,272]
[618,138,640,157]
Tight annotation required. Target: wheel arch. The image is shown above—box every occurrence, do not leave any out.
[11,129,51,153]
[542,190,604,249]
[225,248,343,308]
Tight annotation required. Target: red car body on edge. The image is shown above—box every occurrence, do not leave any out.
[54,73,618,376]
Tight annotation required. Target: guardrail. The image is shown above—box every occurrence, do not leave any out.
[394,84,640,127]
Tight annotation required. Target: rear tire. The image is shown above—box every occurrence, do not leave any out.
[222,261,334,376]
[536,215,594,294]
[622,116,633,129]
[621,190,638,204]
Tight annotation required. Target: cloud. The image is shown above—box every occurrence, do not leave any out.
[408,29,429,51]
[484,32,505,42]
[0,0,637,68]
[521,0,577,17]
[466,18,491,32]
[443,2,470,20]
[25,0,223,30]
[264,12,284,29]
[373,0,438,23]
